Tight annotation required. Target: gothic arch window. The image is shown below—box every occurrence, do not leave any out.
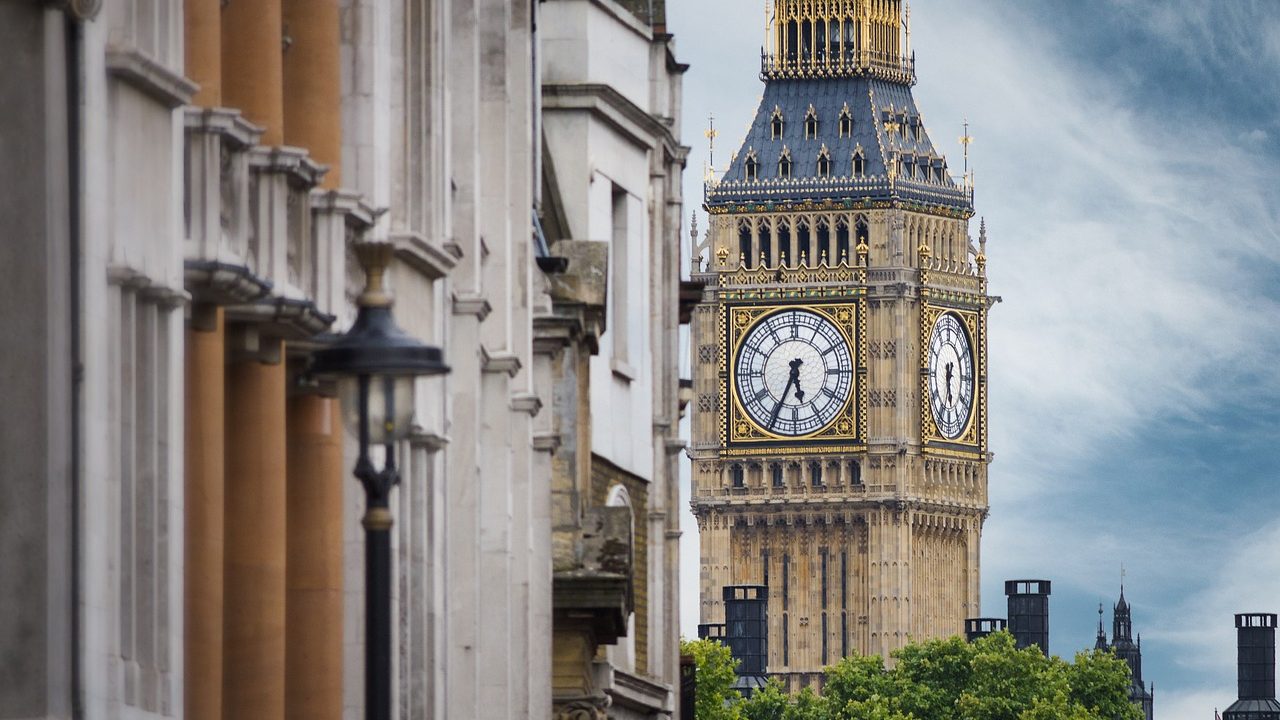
[760,221,773,267]
[836,217,850,262]
[839,105,853,138]
[816,216,831,264]
[804,105,819,140]
[771,107,785,140]
[855,216,870,249]
[849,460,862,485]
[852,146,866,177]
[778,147,793,179]
[771,463,784,487]
[777,219,792,267]
[738,219,753,268]
[797,218,811,264]
[730,464,745,488]
[816,145,832,177]
[810,461,823,487]
[744,149,759,181]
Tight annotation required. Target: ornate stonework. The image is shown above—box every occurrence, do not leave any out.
[691,0,993,688]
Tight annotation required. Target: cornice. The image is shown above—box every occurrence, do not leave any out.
[543,83,680,156]
[106,45,197,109]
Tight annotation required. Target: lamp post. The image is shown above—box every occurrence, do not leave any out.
[310,242,448,720]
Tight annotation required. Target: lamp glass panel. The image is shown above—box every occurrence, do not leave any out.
[339,374,416,443]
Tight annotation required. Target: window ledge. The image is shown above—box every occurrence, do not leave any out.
[106,45,196,109]
[611,357,636,382]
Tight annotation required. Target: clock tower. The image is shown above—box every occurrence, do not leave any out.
[689,0,992,688]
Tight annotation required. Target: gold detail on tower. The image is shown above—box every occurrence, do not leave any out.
[764,0,914,83]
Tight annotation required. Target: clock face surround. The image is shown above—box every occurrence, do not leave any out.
[734,308,854,437]
[926,312,975,440]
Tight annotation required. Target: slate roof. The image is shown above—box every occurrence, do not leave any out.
[707,76,972,213]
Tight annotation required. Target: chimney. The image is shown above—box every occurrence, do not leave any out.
[1224,613,1280,720]
[723,585,768,675]
[1005,580,1051,655]
[965,617,1007,642]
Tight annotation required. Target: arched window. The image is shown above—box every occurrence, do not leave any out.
[855,216,870,249]
[839,106,853,138]
[797,219,811,264]
[852,147,866,177]
[771,463,784,487]
[730,464,745,488]
[850,460,862,485]
[738,220,753,268]
[816,146,831,177]
[759,222,773,267]
[778,147,793,179]
[810,461,823,486]
[836,217,850,262]
[777,219,791,267]
[744,149,759,181]
[816,217,831,264]
[771,108,785,140]
[804,106,819,140]
[786,21,799,64]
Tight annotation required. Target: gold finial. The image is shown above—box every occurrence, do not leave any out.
[917,242,932,261]
[959,118,974,188]
[716,245,730,265]
[820,248,829,267]
[856,240,869,260]
[799,250,808,267]
[760,250,768,269]
[355,241,396,308]
[705,114,719,169]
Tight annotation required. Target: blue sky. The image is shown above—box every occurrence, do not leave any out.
[668,3,1280,718]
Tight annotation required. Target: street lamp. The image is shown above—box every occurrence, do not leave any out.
[309,241,448,720]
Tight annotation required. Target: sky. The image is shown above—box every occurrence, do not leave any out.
[666,2,1280,718]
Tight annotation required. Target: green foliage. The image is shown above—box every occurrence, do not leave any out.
[682,638,742,720]
[684,632,1143,720]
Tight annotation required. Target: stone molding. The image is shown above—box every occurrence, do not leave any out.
[106,45,197,108]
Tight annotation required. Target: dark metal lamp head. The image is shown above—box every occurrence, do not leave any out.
[310,242,449,445]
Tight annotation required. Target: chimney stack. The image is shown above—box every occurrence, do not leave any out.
[1224,613,1280,720]
[1005,580,1051,655]
[965,617,1007,642]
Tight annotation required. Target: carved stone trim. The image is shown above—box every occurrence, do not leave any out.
[509,391,542,417]
[106,45,197,109]
[451,293,492,320]
[391,232,457,280]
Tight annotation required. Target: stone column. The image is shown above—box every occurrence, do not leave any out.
[223,346,288,719]
[282,0,341,188]
[222,0,284,145]
[184,306,225,720]
[186,0,221,107]
[285,393,344,720]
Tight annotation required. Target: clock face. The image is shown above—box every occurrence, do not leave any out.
[927,313,975,439]
[734,308,854,437]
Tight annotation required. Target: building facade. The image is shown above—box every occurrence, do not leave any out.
[0,0,686,718]
[689,0,992,688]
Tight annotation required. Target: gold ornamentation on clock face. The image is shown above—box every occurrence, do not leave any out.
[926,312,975,439]
[734,308,854,437]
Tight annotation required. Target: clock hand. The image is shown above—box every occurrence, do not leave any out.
[768,376,796,429]
[945,362,954,405]
[789,357,806,402]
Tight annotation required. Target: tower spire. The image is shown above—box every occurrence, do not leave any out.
[1095,603,1108,650]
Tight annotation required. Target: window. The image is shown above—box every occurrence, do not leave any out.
[610,185,631,369]
[778,148,793,179]
[836,217,850,263]
[797,221,811,264]
[738,221,753,268]
[771,108,785,140]
[816,147,831,177]
[804,106,819,139]
[777,220,791,267]
[744,155,759,181]
[816,217,831,264]
[783,613,790,666]
[810,461,823,486]
[852,148,866,177]
[730,464,745,488]
[850,460,862,485]
[839,105,853,138]
[759,223,773,267]
[771,463,784,487]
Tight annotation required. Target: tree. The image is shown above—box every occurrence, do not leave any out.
[682,638,742,720]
